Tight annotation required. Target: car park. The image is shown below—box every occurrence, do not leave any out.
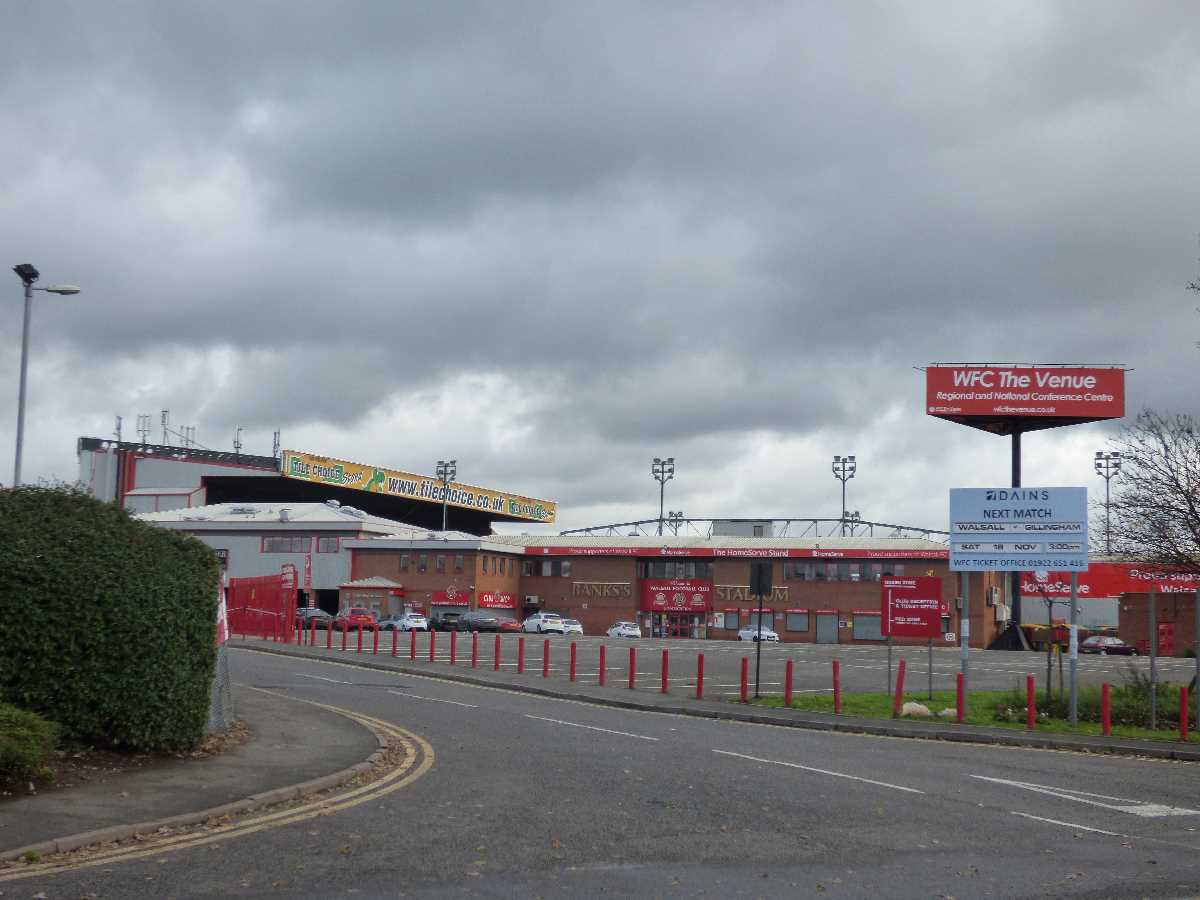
[1079,635,1139,655]
[460,610,502,632]
[430,611,465,632]
[295,607,334,630]
[737,626,779,642]
[606,621,641,639]
[562,618,584,635]
[522,612,565,634]
[334,607,377,630]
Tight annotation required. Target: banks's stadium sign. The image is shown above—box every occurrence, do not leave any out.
[280,450,556,523]
[926,365,1124,433]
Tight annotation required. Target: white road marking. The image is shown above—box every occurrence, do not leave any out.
[524,714,659,741]
[1011,811,1123,836]
[970,775,1200,818]
[387,689,478,708]
[296,673,353,685]
[713,749,924,794]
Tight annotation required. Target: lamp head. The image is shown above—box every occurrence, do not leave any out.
[43,284,81,295]
[13,263,39,285]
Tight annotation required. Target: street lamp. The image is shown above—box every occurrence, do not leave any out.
[651,457,675,536]
[436,459,457,532]
[11,264,81,485]
[831,454,856,536]
[667,510,684,536]
[1094,450,1122,555]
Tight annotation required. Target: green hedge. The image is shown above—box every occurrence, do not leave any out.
[0,702,60,783]
[0,486,219,751]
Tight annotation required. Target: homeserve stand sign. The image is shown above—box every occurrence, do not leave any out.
[949,487,1088,572]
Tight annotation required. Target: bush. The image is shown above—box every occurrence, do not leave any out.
[0,702,60,784]
[0,485,219,751]
[993,667,1197,730]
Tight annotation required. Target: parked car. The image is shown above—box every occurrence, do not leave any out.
[607,621,641,639]
[460,610,502,632]
[334,607,377,630]
[379,612,428,632]
[562,618,584,636]
[738,626,780,642]
[295,607,334,630]
[430,611,465,632]
[497,618,522,633]
[522,612,565,634]
[1080,635,1139,655]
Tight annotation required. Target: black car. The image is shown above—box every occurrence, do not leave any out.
[460,610,501,632]
[429,611,465,632]
[295,607,334,630]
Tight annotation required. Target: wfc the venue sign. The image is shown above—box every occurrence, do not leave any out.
[280,450,556,523]
[950,487,1088,572]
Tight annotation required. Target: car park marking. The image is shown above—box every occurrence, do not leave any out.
[713,750,925,794]
[1010,811,1123,836]
[296,672,353,684]
[388,689,478,708]
[970,776,1200,818]
[524,714,659,741]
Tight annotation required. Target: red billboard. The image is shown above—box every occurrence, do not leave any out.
[926,365,1124,433]
[532,545,947,559]
[1021,563,1200,599]
[432,587,471,606]
[881,576,943,638]
[477,591,518,609]
[639,579,713,612]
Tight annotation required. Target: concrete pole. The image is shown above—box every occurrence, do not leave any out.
[1150,587,1157,730]
[12,280,33,485]
[960,572,970,713]
[1069,573,1078,725]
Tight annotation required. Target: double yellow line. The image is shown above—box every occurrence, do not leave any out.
[0,691,434,882]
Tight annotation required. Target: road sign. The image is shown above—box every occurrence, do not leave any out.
[950,487,1088,572]
[881,576,943,638]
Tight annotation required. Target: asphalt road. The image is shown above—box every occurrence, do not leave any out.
[16,647,1200,898]
[301,629,1199,699]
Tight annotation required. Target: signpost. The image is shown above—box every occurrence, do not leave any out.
[950,487,1088,572]
[882,576,943,699]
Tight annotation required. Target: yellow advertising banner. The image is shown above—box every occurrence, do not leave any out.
[279,450,556,523]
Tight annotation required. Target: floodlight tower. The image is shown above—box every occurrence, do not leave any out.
[1094,450,1122,555]
[831,454,857,536]
[437,459,457,531]
[651,457,675,536]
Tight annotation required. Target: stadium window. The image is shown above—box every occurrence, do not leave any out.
[785,612,809,632]
[561,560,572,577]
[399,554,409,572]
[522,560,535,576]
[262,536,310,553]
[454,554,464,573]
[316,537,339,553]
[723,612,740,630]
[541,560,553,576]
[419,554,428,573]
[436,555,445,573]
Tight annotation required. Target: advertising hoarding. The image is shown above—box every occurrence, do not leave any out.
[950,487,1088,571]
[431,588,471,606]
[1021,562,1200,598]
[881,576,943,637]
[532,545,947,559]
[477,591,518,609]
[926,365,1124,433]
[639,579,714,612]
[280,449,556,523]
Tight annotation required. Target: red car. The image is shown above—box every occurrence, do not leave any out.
[1079,636,1139,655]
[497,619,522,633]
[334,607,377,630]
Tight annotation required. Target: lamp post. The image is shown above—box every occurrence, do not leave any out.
[1094,451,1122,555]
[842,510,861,536]
[667,510,684,536]
[436,459,457,532]
[11,264,81,486]
[831,454,856,536]
[651,457,675,536]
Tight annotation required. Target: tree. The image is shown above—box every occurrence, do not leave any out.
[1107,410,1200,572]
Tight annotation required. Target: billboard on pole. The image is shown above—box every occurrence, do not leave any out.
[926,365,1124,434]
[881,576,943,638]
[950,487,1088,571]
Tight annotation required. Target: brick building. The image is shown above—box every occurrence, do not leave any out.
[1118,591,1199,657]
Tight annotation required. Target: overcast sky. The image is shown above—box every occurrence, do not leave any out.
[3,2,1197,534]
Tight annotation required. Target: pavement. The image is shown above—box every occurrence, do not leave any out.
[231,633,1200,762]
[0,683,380,858]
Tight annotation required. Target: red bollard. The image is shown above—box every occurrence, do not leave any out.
[429,629,436,662]
[570,642,577,682]
[391,628,398,658]
[340,622,348,651]
[628,647,637,690]
[310,618,317,646]
[599,645,607,686]
[543,639,551,677]
[785,659,794,708]
[740,657,749,703]
[661,649,669,694]
[833,660,842,714]
[1101,682,1112,735]
[450,630,457,665]
[517,637,526,674]
[326,621,333,649]
[1181,687,1190,741]
[410,628,417,660]
[893,659,907,716]
[494,634,501,671]
[696,653,705,699]
[471,632,478,668]
[372,625,379,655]
[1026,675,1036,730]
[956,672,965,723]
[357,625,364,654]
